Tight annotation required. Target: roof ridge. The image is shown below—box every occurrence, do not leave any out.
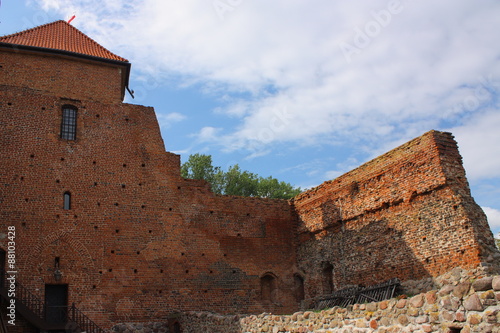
[0,20,64,39]
[60,20,129,63]
[0,20,128,63]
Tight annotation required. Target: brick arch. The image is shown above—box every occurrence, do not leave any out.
[25,230,100,285]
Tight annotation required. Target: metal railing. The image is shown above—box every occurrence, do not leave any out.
[47,304,106,333]
[312,278,401,310]
[0,270,107,332]
[11,278,46,319]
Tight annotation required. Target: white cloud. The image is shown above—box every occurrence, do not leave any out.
[324,157,361,181]
[36,0,500,177]
[197,127,221,142]
[157,112,186,128]
[450,110,500,180]
[482,207,500,236]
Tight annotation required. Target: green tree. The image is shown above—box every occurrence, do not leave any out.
[181,154,301,199]
[223,164,259,197]
[257,176,302,199]
[180,153,224,193]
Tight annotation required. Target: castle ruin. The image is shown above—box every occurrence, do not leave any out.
[0,21,498,332]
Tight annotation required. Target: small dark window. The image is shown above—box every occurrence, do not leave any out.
[63,192,71,210]
[60,106,77,140]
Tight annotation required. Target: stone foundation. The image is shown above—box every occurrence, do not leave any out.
[112,322,169,332]
[139,268,500,333]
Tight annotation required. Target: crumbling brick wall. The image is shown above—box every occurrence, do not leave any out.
[293,130,499,300]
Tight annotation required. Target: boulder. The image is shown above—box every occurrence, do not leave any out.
[472,277,493,291]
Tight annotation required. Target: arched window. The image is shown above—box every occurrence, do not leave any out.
[260,273,277,302]
[322,263,334,294]
[294,274,305,302]
[63,192,71,210]
[60,106,77,140]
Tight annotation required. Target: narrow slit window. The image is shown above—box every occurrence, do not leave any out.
[63,192,71,210]
[60,106,77,140]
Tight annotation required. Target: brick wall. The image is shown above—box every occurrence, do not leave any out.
[0,81,299,329]
[0,48,125,104]
[293,131,499,300]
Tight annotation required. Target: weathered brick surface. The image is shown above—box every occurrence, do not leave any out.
[0,51,298,329]
[293,131,499,299]
[1,29,499,332]
[0,48,125,103]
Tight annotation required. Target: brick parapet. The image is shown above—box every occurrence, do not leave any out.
[293,131,450,234]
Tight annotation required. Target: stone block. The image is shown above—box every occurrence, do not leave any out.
[439,285,455,296]
[422,324,433,332]
[464,294,484,311]
[425,290,437,305]
[480,290,496,300]
[492,276,500,291]
[397,314,409,325]
[473,277,493,292]
[409,294,425,308]
[396,299,407,309]
[453,282,471,298]
[467,313,483,325]
[441,310,454,321]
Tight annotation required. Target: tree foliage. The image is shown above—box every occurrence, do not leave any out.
[181,153,302,199]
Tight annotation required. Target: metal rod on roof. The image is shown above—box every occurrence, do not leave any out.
[126,86,135,99]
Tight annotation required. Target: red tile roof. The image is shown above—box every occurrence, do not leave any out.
[0,20,128,63]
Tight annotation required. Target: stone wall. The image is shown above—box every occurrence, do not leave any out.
[169,269,500,333]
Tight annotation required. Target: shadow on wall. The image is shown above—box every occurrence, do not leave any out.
[462,197,500,272]
[297,199,431,300]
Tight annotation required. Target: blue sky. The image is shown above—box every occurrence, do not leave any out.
[1,1,499,237]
